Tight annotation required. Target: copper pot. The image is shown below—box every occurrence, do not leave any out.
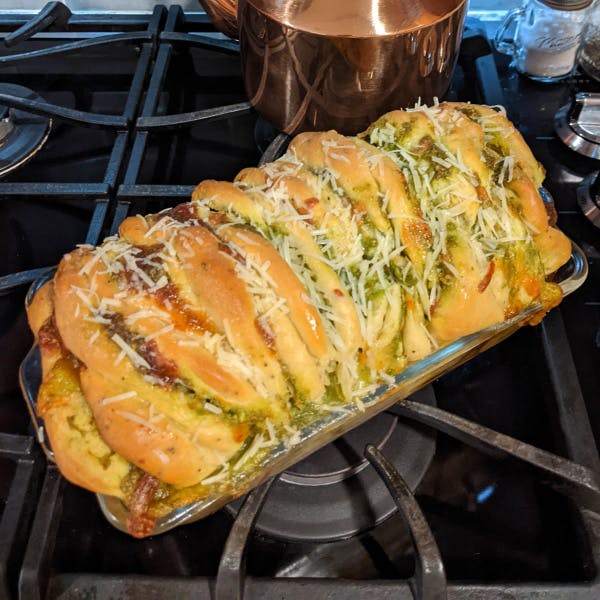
[200,0,468,134]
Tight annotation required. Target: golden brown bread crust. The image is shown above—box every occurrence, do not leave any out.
[288,130,392,234]
[28,283,130,497]
[25,102,573,537]
[363,101,571,335]
[38,358,131,497]
[352,137,432,274]
[444,101,546,189]
[51,245,251,487]
[79,367,245,486]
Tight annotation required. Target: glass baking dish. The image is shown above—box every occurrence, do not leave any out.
[19,240,588,535]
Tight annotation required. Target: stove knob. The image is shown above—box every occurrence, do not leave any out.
[555,92,600,159]
[591,171,600,198]
[577,171,600,228]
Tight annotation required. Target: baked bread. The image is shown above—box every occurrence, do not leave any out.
[26,102,572,537]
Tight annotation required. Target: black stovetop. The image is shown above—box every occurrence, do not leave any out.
[1,6,600,600]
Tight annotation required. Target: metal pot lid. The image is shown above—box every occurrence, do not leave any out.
[540,0,593,10]
[246,0,467,37]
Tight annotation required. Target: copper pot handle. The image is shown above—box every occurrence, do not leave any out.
[198,0,239,38]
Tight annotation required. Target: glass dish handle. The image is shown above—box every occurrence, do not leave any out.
[494,8,524,56]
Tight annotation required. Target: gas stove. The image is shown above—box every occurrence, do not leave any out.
[1,4,600,600]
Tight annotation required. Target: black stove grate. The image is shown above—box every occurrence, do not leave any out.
[1,5,600,599]
[0,434,44,599]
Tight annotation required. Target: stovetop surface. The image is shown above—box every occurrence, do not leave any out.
[0,6,599,599]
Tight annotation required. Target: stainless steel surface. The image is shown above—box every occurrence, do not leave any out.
[0,113,14,143]
[0,84,52,178]
[577,171,600,228]
[555,92,600,158]
[200,0,468,134]
[570,93,600,143]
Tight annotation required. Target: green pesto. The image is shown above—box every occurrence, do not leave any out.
[120,466,142,498]
[371,119,414,146]
[303,169,381,260]
[402,269,419,287]
[144,374,375,519]
[396,121,415,142]
[482,146,503,181]
[432,163,452,181]
[284,371,311,407]
[144,264,164,283]
[350,182,373,197]
[266,224,289,240]
[290,402,326,430]
[455,106,479,121]
[388,260,404,282]
[506,193,521,214]
[438,263,455,288]
[360,230,379,257]
[446,221,458,237]
[66,415,87,437]
[105,313,138,348]
[525,241,545,276]
[98,452,114,470]
[487,142,505,160]
[417,137,456,181]
[382,142,398,154]
[221,407,264,427]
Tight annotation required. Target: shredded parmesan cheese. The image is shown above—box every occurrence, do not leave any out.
[100,391,137,405]
[110,333,151,370]
[234,434,264,469]
[153,448,170,464]
[204,402,223,415]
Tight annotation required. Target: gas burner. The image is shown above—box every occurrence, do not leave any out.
[0,84,52,178]
[0,105,15,143]
[554,92,600,159]
[227,386,436,542]
[577,170,600,228]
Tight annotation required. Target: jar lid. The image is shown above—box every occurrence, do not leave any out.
[540,0,593,10]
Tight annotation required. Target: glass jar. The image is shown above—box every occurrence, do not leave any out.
[495,0,593,82]
[579,0,600,81]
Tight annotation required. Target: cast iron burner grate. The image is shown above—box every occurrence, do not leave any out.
[225,386,436,542]
[0,434,44,600]
[0,5,600,600]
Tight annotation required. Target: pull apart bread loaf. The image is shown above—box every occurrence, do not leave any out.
[26,102,572,537]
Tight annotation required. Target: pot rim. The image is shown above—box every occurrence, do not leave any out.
[242,0,469,40]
